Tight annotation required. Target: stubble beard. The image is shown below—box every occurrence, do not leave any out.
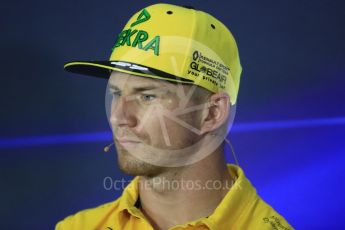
[113,114,204,176]
[116,144,165,177]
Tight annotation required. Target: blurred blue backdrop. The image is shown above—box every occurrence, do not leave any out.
[1,0,344,229]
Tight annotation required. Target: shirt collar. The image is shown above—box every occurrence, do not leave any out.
[206,164,257,229]
[116,176,144,218]
[115,164,257,229]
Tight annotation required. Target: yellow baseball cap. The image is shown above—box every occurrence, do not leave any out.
[64,3,242,105]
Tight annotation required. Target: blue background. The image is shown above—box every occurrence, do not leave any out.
[1,0,344,229]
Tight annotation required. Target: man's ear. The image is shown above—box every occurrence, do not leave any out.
[200,92,231,135]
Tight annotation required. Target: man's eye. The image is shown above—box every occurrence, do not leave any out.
[112,91,121,97]
[140,94,156,101]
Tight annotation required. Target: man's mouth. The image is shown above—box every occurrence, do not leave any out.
[115,138,141,147]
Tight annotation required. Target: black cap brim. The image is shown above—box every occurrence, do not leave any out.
[64,60,194,84]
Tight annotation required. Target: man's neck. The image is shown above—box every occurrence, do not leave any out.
[137,149,234,230]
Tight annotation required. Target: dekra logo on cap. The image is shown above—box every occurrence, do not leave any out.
[112,9,160,56]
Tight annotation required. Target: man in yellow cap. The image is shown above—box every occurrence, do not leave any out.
[56,3,293,230]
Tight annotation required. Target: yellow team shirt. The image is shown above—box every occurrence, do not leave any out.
[56,164,294,230]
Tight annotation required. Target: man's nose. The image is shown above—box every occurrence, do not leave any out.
[110,96,137,127]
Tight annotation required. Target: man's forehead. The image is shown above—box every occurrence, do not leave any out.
[109,71,181,90]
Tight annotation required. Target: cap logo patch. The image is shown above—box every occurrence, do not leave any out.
[112,8,160,56]
[130,9,151,27]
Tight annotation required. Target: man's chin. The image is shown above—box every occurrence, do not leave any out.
[117,150,164,177]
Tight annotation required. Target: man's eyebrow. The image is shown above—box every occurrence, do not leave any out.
[132,86,167,93]
[109,84,168,93]
[109,85,120,91]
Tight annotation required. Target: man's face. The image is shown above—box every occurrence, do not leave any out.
[107,72,208,176]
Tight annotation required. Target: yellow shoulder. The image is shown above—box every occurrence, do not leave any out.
[236,195,294,230]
